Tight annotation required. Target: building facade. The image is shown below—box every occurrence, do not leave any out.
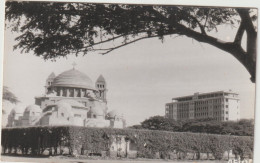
[165,91,240,121]
[6,67,125,128]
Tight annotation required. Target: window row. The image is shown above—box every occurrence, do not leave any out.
[97,84,105,88]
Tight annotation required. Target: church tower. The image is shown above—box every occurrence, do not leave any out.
[45,72,55,94]
[95,75,107,103]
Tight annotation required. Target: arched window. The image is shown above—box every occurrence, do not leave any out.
[57,87,60,96]
[62,88,66,97]
[69,88,73,97]
[84,90,88,97]
[76,89,81,97]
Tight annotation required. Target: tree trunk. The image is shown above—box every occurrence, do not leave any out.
[237,9,257,83]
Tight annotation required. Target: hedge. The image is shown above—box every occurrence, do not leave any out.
[1,126,254,160]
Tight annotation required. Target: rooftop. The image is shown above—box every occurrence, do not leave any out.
[52,68,96,90]
[96,75,106,82]
[171,90,239,101]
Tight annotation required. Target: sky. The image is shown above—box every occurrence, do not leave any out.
[3,18,256,126]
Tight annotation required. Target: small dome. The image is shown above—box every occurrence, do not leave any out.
[24,105,42,113]
[47,72,56,79]
[9,104,25,120]
[57,99,85,108]
[107,110,120,118]
[52,69,95,90]
[96,75,106,83]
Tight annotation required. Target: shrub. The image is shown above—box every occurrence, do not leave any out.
[134,116,254,136]
[1,126,253,160]
[231,136,254,159]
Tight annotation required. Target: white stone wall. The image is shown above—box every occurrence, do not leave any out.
[85,118,110,127]
[227,99,240,121]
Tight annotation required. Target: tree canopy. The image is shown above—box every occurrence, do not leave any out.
[129,115,254,136]
[5,1,257,82]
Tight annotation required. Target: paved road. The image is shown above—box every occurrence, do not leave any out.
[1,156,227,163]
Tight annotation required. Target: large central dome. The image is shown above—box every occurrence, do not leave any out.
[52,69,95,90]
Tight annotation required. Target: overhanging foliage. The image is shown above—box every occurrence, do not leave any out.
[5,2,257,82]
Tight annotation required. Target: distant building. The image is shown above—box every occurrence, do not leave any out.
[6,66,125,128]
[165,91,240,121]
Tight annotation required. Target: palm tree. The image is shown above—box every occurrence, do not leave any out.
[2,86,19,104]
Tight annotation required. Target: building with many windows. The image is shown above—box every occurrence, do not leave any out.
[165,91,240,121]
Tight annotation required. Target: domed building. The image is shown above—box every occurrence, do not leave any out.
[7,104,25,127]
[6,66,125,128]
[20,105,42,126]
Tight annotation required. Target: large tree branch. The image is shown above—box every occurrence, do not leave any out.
[236,8,256,82]
[151,7,206,35]
[177,7,206,35]
[188,14,207,35]
[175,23,247,66]
[234,19,246,45]
[82,30,157,49]
[236,9,256,35]
[204,10,210,29]
[175,22,256,82]
[93,34,166,55]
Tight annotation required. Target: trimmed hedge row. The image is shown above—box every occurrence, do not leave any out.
[1,126,70,155]
[1,126,254,160]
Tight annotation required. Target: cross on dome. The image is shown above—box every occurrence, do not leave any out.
[72,62,77,69]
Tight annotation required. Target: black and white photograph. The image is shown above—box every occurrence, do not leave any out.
[0,0,259,163]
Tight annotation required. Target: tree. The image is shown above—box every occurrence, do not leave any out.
[131,116,254,136]
[5,2,257,82]
[137,115,182,131]
[2,86,19,104]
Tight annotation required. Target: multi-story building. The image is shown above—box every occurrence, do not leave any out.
[165,91,240,121]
